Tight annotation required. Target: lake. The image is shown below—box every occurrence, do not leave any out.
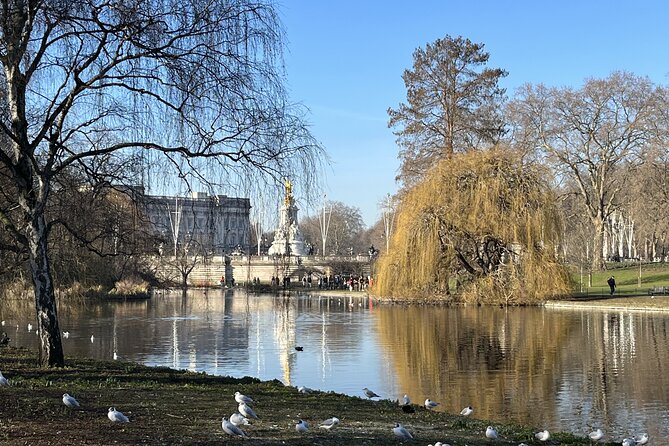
[1,288,668,443]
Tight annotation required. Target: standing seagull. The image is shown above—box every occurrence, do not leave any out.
[460,406,473,416]
[393,422,413,440]
[636,433,649,445]
[0,371,9,386]
[320,417,340,430]
[107,407,129,423]
[485,426,498,440]
[535,430,550,442]
[589,428,603,442]
[230,412,250,426]
[295,419,309,433]
[62,393,80,408]
[234,391,254,405]
[401,394,411,406]
[238,402,258,419]
[222,417,247,437]
[363,387,380,399]
[424,399,440,410]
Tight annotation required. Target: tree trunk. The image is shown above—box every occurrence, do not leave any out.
[28,213,64,367]
[592,218,606,271]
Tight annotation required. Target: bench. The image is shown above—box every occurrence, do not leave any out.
[648,286,669,295]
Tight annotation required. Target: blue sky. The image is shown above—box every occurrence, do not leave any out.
[280,1,669,226]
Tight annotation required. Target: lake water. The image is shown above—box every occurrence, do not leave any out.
[1,289,668,443]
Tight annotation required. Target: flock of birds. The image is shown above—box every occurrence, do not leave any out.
[1,371,131,423]
[0,322,653,444]
[363,388,650,446]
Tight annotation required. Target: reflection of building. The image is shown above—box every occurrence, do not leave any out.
[143,191,251,254]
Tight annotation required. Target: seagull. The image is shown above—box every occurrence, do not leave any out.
[320,417,340,430]
[62,331,70,339]
[238,402,258,419]
[424,398,440,410]
[392,422,413,440]
[27,323,33,332]
[622,438,637,446]
[295,419,309,433]
[636,433,649,445]
[297,386,313,394]
[62,393,80,408]
[401,394,411,405]
[535,430,550,442]
[0,371,9,386]
[230,412,250,426]
[460,406,473,416]
[222,417,247,437]
[90,335,95,343]
[485,425,498,440]
[589,428,603,442]
[363,387,380,399]
[107,407,129,423]
[234,391,254,404]
[1,320,4,326]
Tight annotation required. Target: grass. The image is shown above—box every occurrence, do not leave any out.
[0,347,601,445]
[570,261,669,298]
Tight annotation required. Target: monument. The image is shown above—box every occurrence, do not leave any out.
[268,179,309,256]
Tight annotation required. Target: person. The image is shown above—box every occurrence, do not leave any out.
[607,276,616,295]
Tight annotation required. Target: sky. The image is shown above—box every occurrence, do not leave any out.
[279,0,669,226]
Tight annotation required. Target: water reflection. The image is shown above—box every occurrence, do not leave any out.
[1,290,668,443]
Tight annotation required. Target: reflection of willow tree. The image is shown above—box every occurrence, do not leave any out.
[375,147,571,303]
[375,306,574,423]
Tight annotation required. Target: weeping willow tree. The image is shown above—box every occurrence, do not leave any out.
[375,147,571,303]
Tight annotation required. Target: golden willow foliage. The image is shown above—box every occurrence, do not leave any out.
[375,147,571,303]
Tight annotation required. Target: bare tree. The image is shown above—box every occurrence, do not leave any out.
[0,0,322,366]
[388,35,507,187]
[300,201,366,255]
[508,72,664,270]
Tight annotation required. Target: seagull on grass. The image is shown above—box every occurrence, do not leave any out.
[485,425,498,440]
[297,386,313,394]
[230,412,250,426]
[363,387,380,399]
[295,419,309,433]
[424,398,439,410]
[62,393,80,408]
[392,422,413,440]
[320,417,340,430]
[107,407,129,423]
[401,394,411,405]
[535,430,550,442]
[238,402,258,419]
[222,417,247,437]
[234,391,254,405]
[460,406,473,416]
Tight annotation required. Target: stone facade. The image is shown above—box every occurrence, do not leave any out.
[143,191,251,255]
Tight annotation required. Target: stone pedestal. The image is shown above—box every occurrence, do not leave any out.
[268,180,308,256]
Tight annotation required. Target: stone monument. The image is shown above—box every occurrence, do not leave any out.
[268,179,309,256]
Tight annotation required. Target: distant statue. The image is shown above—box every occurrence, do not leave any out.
[284,178,293,205]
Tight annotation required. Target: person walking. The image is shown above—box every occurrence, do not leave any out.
[607,276,616,295]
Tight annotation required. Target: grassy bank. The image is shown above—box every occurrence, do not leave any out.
[0,347,596,445]
[571,262,669,297]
